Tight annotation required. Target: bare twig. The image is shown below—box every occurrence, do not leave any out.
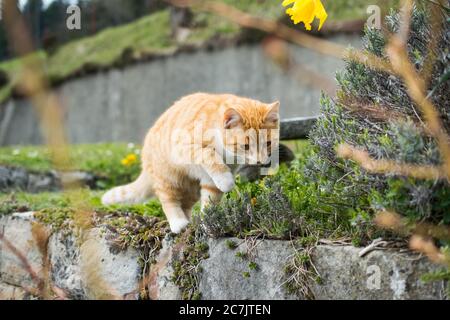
[358,238,389,257]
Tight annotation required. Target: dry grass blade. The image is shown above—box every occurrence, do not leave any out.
[409,235,448,265]
[386,37,450,178]
[375,211,450,241]
[337,143,446,180]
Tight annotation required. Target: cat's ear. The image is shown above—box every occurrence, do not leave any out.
[224,108,242,129]
[265,101,280,125]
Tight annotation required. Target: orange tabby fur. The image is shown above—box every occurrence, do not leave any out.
[102,93,280,233]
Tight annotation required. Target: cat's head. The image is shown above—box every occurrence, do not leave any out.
[221,98,280,165]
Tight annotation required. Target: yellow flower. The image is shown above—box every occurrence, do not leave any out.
[282,0,328,31]
[121,153,138,166]
[251,197,257,207]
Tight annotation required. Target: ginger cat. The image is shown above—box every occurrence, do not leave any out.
[102,93,280,233]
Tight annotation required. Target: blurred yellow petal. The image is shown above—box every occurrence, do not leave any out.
[314,0,328,30]
[282,0,328,31]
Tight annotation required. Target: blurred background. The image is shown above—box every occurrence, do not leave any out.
[0,0,397,146]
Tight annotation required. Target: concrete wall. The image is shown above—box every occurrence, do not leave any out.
[0,35,361,146]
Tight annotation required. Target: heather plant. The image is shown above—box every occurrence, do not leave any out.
[200,145,375,243]
[308,4,449,229]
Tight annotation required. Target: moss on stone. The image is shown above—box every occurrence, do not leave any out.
[225,239,238,250]
[171,228,209,300]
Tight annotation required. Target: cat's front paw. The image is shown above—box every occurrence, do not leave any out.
[213,172,235,193]
[168,217,190,234]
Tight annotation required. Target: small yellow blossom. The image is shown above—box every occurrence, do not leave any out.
[121,153,138,166]
[251,197,257,207]
[282,0,328,31]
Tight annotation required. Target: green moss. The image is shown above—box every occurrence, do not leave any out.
[225,239,238,250]
[34,208,75,231]
[0,85,12,103]
[0,51,47,80]
[47,11,175,82]
[171,228,209,300]
[248,261,258,271]
[0,51,48,103]
[0,195,30,216]
[0,189,165,220]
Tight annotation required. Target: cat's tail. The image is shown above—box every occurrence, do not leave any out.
[101,171,154,205]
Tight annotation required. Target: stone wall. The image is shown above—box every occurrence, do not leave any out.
[0,35,361,146]
[0,212,447,300]
[0,166,96,193]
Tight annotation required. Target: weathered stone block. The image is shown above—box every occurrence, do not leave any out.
[0,212,48,290]
[199,238,297,300]
[79,229,141,300]
[310,245,447,300]
[48,233,85,299]
[148,236,182,300]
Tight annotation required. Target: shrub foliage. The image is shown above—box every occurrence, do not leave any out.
[201,5,449,244]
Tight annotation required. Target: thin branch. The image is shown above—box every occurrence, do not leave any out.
[386,37,450,178]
